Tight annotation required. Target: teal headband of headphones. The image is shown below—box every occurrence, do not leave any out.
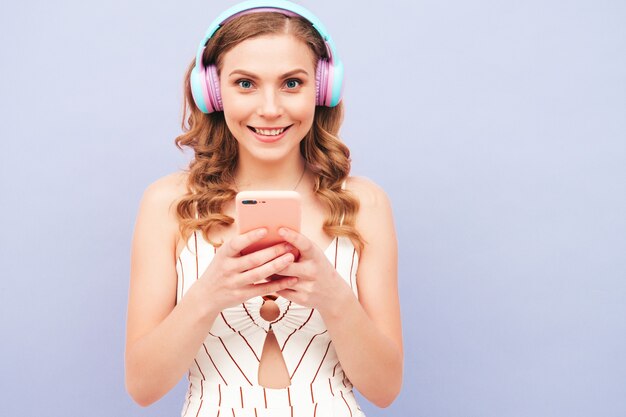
[190,0,344,113]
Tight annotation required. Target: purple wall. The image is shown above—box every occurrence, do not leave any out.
[1,0,625,416]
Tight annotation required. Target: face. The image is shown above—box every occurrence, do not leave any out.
[219,33,317,164]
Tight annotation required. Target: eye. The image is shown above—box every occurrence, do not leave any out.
[237,79,254,89]
[285,79,301,89]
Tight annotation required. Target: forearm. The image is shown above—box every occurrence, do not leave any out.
[320,284,403,408]
[125,286,218,406]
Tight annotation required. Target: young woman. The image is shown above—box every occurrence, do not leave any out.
[125,1,402,415]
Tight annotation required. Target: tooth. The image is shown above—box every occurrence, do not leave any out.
[253,128,285,136]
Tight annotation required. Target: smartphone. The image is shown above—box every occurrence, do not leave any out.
[236,190,302,262]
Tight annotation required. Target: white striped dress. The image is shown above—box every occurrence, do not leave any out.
[176,232,366,417]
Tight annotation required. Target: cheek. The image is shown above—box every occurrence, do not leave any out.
[222,98,251,131]
[220,82,252,124]
[289,95,316,123]
[222,94,250,119]
[223,109,249,143]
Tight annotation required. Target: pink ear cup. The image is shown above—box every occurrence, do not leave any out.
[196,60,214,113]
[324,60,334,107]
[315,59,322,105]
[315,58,328,106]
[206,65,223,112]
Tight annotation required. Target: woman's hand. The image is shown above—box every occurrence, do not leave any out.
[275,227,352,315]
[191,228,298,312]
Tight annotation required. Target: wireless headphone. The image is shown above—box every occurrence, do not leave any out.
[190,0,344,114]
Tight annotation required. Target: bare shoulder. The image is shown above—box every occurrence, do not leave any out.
[345,176,393,222]
[344,175,396,257]
[346,175,390,202]
[142,171,188,206]
[136,171,189,241]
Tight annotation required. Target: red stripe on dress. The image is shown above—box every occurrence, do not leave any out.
[240,386,244,408]
[195,400,203,417]
[333,363,339,377]
[311,341,332,386]
[349,248,356,289]
[314,403,318,416]
[239,330,260,362]
[232,409,236,417]
[263,388,267,408]
[216,336,253,385]
[200,379,204,399]
[281,328,298,352]
[287,386,292,406]
[220,312,237,332]
[242,302,268,332]
[342,370,347,387]
[281,309,316,351]
[194,358,206,380]
[218,384,222,406]
[340,391,353,417]
[203,343,228,385]
[329,378,334,396]
[271,300,292,324]
[219,312,261,361]
[334,237,339,268]
[290,330,328,379]
[254,409,258,417]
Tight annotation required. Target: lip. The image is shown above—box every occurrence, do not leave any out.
[247,125,293,143]
[250,126,291,130]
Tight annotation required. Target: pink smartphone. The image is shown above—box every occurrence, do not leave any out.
[236,190,302,259]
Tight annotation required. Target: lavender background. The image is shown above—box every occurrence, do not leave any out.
[1,0,625,416]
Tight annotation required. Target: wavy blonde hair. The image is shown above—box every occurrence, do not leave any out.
[175,12,364,253]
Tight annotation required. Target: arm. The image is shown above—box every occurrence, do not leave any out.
[124,175,220,406]
[320,177,403,408]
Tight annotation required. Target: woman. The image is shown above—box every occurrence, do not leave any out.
[125,1,402,415]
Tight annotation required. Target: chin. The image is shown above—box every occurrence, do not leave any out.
[247,147,301,163]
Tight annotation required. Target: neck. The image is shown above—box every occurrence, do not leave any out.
[234,152,307,191]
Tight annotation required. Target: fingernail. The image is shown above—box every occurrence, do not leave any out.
[278,228,287,236]
[284,243,295,251]
[258,228,267,236]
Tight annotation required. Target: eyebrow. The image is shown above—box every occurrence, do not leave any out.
[228,68,309,78]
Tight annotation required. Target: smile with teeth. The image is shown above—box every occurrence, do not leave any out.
[249,125,291,136]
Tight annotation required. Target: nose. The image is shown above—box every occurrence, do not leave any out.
[256,89,282,119]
